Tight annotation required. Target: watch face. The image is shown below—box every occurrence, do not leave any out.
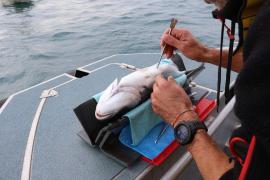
[175,124,191,144]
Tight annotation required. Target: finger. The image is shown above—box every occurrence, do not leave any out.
[168,76,176,83]
[150,93,155,102]
[163,34,181,50]
[170,28,189,40]
[160,35,165,48]
[164,46,174,58]
[160,28,171,47]
[164,28,170,34]
[153,83,158,93]
[152,104,159,114]
[155,75,167,87]
[151,94,158,110]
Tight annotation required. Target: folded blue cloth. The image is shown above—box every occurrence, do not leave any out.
[119,122,174,160]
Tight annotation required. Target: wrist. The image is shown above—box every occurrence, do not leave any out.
[172,111,198,128]
[201,47,218,63]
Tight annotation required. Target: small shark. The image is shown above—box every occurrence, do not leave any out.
[95,63,183,120]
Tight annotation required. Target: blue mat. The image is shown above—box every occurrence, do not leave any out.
[119,122,175,160]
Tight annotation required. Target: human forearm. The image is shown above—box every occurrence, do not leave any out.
[173,112,234,180]
[201,48,243,73]
[186,129,234,180]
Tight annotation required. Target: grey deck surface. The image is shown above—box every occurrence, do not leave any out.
[0,75,72,180]
[0,53,238,180]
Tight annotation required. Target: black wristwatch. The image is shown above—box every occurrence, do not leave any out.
[174,120,207,145]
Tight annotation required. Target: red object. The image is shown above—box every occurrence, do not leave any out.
[229,135,256,180]
[238,136,256,180]
[229,137,248,165]
[218,18,235,40]
[141,98,216,165]
[195,98,216,121]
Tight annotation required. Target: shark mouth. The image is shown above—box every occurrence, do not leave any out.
[95,112,114,120]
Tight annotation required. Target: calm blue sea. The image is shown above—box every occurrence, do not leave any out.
[0,0,222,99]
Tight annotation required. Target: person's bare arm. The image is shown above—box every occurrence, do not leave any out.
[187,130,234,179]
[173,112,234,180]
[203,48,243,73]
[161,28,244,72]
[151,76,234,179]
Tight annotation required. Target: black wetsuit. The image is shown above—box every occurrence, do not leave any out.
[221,0,270,179]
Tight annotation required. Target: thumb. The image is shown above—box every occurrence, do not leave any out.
[164,45,174,58]
[168,76,176,83]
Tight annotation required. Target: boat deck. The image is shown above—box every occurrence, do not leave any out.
[0,53,238,180]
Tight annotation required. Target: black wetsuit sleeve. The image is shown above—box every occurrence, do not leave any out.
[234,0,270,139]
[220,168,234,180]
[223,1,270,179]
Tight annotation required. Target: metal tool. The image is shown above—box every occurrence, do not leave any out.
[157,18,178,69]
[155,124,169,144]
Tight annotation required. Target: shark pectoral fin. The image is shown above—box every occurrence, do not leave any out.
[111,78,119,91]
[98,78,119,103]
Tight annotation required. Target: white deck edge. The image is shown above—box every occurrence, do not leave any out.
[0,95,14,115]
[76,68,91,74]
[161,152,192,180]
[64,73,77,80]
[12,74,73,97]
[12,74,64,96]
[87,63,124,73]
[50,79,75,90]
[79,53,159,69]
[80,62,136,74]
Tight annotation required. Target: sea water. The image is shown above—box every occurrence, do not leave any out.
[0,0,224,99]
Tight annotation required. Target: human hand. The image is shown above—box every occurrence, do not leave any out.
[160,28,210,62]
[151,75,198,127]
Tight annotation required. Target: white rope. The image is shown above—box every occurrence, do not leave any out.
[21,97,46,180]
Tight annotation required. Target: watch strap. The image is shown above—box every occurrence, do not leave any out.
[191,120,208,132]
